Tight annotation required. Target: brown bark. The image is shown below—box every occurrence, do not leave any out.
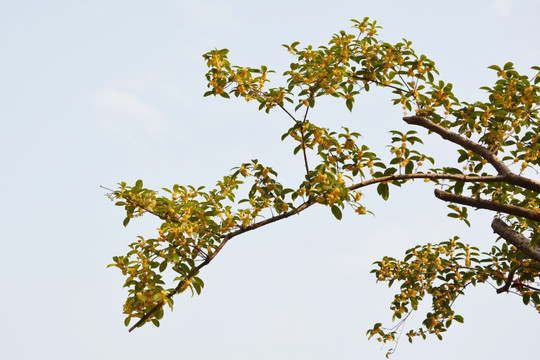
[434,189,540,222]
[403,116,540,194]
[491,217,540,263]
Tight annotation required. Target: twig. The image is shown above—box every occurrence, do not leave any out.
[496,268,517,294]
[277,103,298,123]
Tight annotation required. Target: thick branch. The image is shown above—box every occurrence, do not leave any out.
[403,115,510,174]
[403,116,540,194]
[491,218,540,263]
[349,173,505,191]
[434,189,540,221]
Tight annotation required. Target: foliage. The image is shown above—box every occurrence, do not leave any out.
[106,18,540,355]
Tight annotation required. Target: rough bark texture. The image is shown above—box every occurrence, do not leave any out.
[403,116,540,194]
[491,217,540,262]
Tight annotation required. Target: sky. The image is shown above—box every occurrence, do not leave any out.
[1,1,539,359]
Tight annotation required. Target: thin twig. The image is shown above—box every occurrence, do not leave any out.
[496,268,517,294]
[277,103,298,123]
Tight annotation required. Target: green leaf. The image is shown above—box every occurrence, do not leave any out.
[457,150,468,163]
[193,282,202,295]
[346,98,354,112]
[454,181,464,195]
[159,261,167,272]
[384,167,397,176]
[123,217,130,227]
[405,161,414,174]
[503,62,514,70]
[331,205,343,220]
[377,183,390,200]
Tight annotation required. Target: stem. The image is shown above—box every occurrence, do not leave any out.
[349,173,505,191]
[277,103,298,123]
[299,101,312,187]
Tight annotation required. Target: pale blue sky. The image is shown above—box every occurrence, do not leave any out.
[1,1,539,359]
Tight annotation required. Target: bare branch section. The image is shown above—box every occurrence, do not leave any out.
[491,218,540,263]
[434,189,540,222]
[403,116,540,194]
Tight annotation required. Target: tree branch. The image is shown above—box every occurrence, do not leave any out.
[277,103,299,124]
[349,173,506,191]
[403,116,540,194]
[496,268,517,294]
[351,75,407,93]
[403,115,510,174]
[434,189,540,222]
[491,217,540,263]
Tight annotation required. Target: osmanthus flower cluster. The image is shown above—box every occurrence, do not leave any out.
[107,17,540,354]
